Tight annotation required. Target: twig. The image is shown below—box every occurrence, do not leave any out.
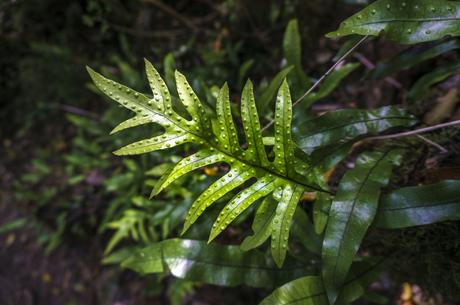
[261,35,369,132]
[416,135,448,153]
[365,119,460,140]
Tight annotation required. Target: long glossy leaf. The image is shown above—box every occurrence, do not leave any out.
[284,19,310,88]
[408,62,460,100]
[260,259,384,305]
[122,239,310,288]
[322,150,402,304]
[369,39,460,79]
[295,106,417,154]
[375,180,460,229]
[327,0,460,44]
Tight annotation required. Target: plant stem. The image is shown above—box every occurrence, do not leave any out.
[416,135,448,153]
[261,35,369,133]
[365,119,460,140]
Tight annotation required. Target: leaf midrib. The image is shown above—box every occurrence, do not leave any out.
[137,93,329,193]
[359,17,460,26]
[218,177,277,227]
[187,168,252,224]
[330,150,390,286]
[275,186,298,260]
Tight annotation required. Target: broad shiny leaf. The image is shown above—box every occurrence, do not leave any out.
[322,150,402,304]
[327,0,460,44]
[122,238,311,288]
[295,106,417,154]
[375,180,460,229]
[260,259,384,305]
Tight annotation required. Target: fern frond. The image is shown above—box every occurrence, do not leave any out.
[87,60,326,266]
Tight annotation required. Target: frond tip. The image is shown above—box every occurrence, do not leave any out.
[88,61,326,266]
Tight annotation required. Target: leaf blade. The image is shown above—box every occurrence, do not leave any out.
[216,83,241,154]
[322,150,402,304]
[152,149,226,196]
[375,180,460,229]
[274,79,295,176]
[241,80,270,166]
[295,106,417,154]
[327,0,460,44]
[122,238,310,288]
[182,163,254,234]
[271,183,304,267]
[209,175,278,242]
[241,196,278,251]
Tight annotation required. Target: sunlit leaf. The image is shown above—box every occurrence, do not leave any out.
[122,238,311,288]
[88,61,327,266]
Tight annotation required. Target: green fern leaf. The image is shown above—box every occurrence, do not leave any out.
[271,183,304,267]
[241,197,278,251]
[87,61,326,267]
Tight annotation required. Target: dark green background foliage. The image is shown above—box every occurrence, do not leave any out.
[1,0,460,305]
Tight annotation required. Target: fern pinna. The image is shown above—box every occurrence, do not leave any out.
[87,60,326,267]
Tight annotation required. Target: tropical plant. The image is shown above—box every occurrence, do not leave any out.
[86,1,460,304]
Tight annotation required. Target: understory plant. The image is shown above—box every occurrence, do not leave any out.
[87,0,460,303]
